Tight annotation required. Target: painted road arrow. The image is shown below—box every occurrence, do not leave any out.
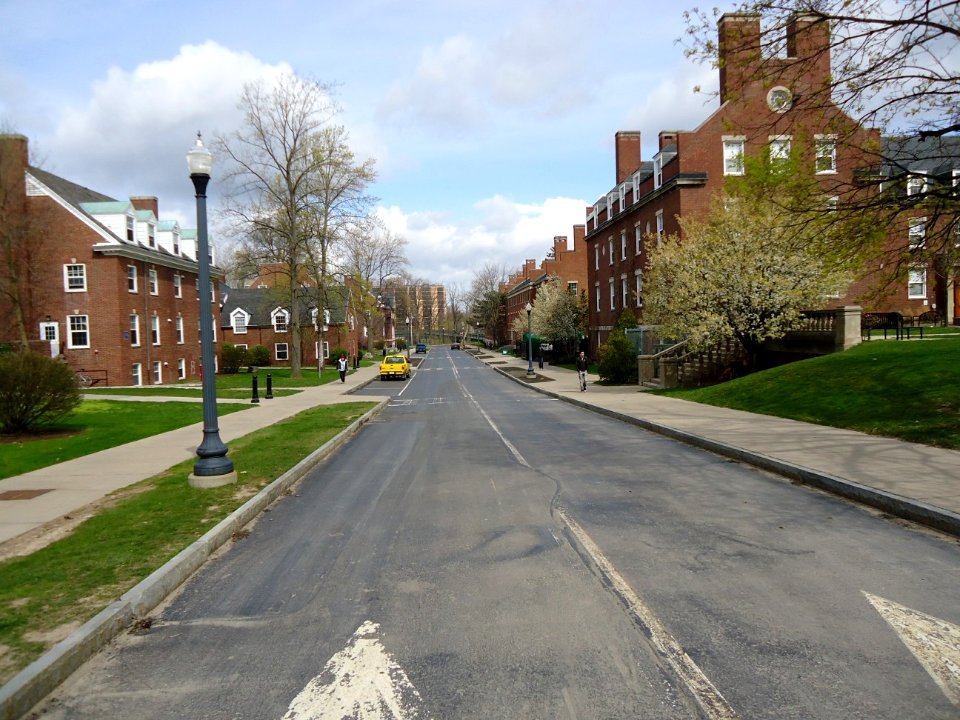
[282,621,431,720]
[864,592,960,706]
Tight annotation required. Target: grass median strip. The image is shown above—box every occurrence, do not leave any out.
[0,400,252,479]
[0,400,374,685]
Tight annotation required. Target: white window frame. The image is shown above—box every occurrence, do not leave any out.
[126,215,135,242]
[129,314,140,347]
[594,244,599,270]
[632,171,641,203]
[620,230,627,260]
[151,315,161,346]
[653,154,663,189]
[618,184,626,213]
[275,343,289,361]
[723,137,745,176]
[595,282,600,312]
[272,308,289,333]
[815,135,837,174]
[67,314,90,349]
[152,361,162,385]
[323,340,330,360]
[634,225,642,255]
[148,268,158,295]
[908,268,927,299]
[178,358,186,380]
[127,265,138,293]
[769,135,791,164]
[231,309,249,334]
[621,274,628,308]
[906,174,927,197]
[63,263,87,292]
[173,273,182,298]
[609,277,615,310]
[176,316,184,344]
[655,210,664,247]
[568,281,578,295]
[635,270,643,307]
[132,363,142,386]
[908,218,926,250]
[40,321,59,343]
[608,237,614,266]
[148,223,156,249]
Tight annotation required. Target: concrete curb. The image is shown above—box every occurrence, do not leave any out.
[490,365,960,539]
[0,398,388,720]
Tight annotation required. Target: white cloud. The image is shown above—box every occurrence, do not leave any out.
[377,194,586,288]
[47,42,293,215]
[378,2,590,133]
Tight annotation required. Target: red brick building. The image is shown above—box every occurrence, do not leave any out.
[502,227,589,343]
[583,14,958,353]
[0,134,224,386]
[220,284,370,366]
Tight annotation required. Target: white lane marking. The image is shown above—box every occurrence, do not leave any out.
[865,592,960,706]
[452,363,529,468]
[558,508,738,720]
[282,621,431,720]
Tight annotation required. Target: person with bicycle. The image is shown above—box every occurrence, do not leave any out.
[576,351,589,392]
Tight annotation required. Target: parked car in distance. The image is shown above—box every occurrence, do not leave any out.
[379,354,410,380]
[415,343,427,353]
[450,342,461,350]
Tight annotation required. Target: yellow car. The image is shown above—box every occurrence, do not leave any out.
[379,354,410,380]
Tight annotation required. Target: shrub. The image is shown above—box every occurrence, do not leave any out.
[329,347,348,362]
[0,352,81,434]
[249,345,271,367]
[220,343,249,374]
[598,310,639,384]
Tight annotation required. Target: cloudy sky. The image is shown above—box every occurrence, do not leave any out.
[0,0,718,290]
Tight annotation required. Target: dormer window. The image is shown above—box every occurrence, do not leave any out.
[231,309,249,334]
[126,215,135,242]
[271,308,289,332]
[653,155,663,189]
[148,223,156,249]
[172,231,180,255]
[906,174,926,196]
[632,171,641,203]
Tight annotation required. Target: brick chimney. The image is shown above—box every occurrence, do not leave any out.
[130,195,159,219]
[786,14,831,90]
[615,131,642,184]
[0,134,29,210]
[718,13,762,104]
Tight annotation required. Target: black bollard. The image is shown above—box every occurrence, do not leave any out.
[265,372,274,399]
[251,374,260,404]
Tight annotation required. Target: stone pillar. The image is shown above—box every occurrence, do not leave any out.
[639,356,654,384]
[835,305,862,351]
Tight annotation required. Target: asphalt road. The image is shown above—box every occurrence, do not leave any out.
[34,349,960,719]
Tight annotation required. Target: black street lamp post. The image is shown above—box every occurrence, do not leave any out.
[526,302,535,378]
[187,133,236,487]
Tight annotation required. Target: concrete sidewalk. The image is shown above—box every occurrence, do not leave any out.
[0,363,387,550]
[481,351,960,536]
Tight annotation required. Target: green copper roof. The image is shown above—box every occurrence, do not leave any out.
[80,200,133,215]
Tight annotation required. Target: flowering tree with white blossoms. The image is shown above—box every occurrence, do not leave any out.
[511,276,587,359]
[644,189,853,369]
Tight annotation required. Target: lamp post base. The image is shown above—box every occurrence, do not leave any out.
[188,470,238,488]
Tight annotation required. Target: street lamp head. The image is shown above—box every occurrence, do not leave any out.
[526,302,532,313]
[186,132,213,178]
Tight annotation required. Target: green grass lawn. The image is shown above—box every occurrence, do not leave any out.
[84,362,372,397]
[0,400,251,479]
[0,401,375,684]
[657,338,960,449]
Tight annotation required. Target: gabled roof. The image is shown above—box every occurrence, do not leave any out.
[221,285,352,328]
[880,135,960,177]
[28,166,114,206]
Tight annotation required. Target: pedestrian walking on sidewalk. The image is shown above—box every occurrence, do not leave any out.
[576,351,588,391]
[337,354,348,383]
